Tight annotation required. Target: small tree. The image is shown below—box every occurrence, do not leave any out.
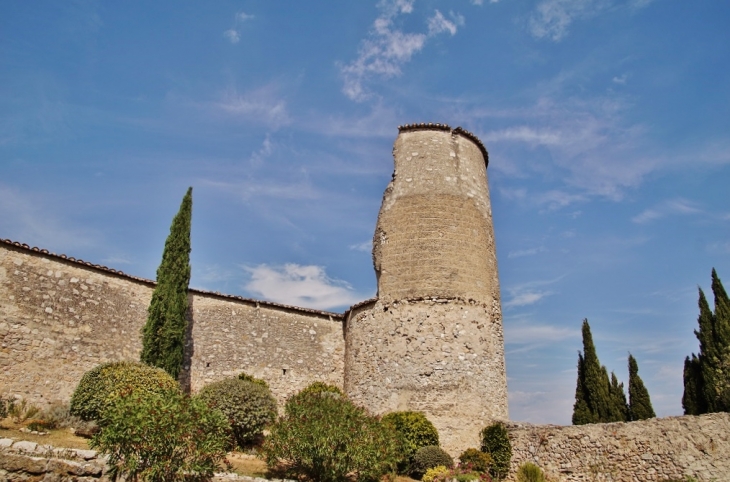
[261,388,399,482]
[91,390,230,482]
[381,411,439,473]
[480,422,511,481]
[141,187,193,380]
[607,371,629,422]
[573,320,613,424]
[628,354,655,421]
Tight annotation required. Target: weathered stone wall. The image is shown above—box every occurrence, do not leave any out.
[507,413,730,482]
[345,125,507,456]
[0,240,344,407]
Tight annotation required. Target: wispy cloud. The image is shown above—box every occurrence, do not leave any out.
[0,185,100,254]
[223,11,254,44]
[503,276,565,308]
[242,263,364,310]
[508,247,547,258]
[213,85,290,129]
[505,322,579,345]
[349,240,372,252]
[529,0,652,41]
[202,178,319,202]
[340,1,464,101]
[632,198,702,224]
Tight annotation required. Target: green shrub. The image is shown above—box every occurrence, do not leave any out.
[238,372,270,389]
[516,462,545,482]
[70,361,180,421]
[458,448,492,473]
[289,381,344,402]
[196,377,277,448]
[423,466,450,482]
[91,389,231,482]
[261,388,399,482]
[411,446,454,479]
[480,422,512,481]
[381,411,439,473]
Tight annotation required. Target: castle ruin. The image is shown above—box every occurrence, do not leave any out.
[1,123,729,481]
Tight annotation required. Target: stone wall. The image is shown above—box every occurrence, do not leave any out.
[0,240,344,407]
[345,125,507,457]
[507,413,730,481]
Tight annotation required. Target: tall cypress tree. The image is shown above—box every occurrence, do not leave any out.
[683,269,730,414]
[141,187,193,380]
[628,354,655,421]
[608,371,629,422]
[573,320,612,424]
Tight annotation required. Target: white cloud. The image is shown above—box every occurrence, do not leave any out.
[612,74,628,84]
[202,178,319,202]
[508,247,547,258]
[223,29,240,44]
[214,85,290,129]
[243,263,364,310]
[349,240,373,252]
[632,198,702,224]
[0,185,100,254]
[529,0,653,41]
[224,11,254,44]
[503,275,565,308]
[505,322,579,344]
[340,1,463,101]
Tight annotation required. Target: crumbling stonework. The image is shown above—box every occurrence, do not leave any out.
[506,413,730,481]
[345,125,507,455]
[0,241,344,407]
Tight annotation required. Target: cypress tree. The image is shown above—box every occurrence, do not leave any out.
[683,269,730,414]
[572,320,612,424]
[141,187,193,381]
[608,371,629,422]
[628,354,655,421]
[572,353,595,425]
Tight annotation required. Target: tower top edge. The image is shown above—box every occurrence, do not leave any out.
[397,122,489,167]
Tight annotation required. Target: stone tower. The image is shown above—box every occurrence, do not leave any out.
[344,123,508,454]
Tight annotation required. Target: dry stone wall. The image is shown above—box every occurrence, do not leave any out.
[507,413,730,481]
[0,241,344,407]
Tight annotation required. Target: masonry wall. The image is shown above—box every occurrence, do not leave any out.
[345,125,507,457]
[507,413,730,482]
[0,241,344,407]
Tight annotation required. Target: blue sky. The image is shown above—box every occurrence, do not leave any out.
[1,0,729,425]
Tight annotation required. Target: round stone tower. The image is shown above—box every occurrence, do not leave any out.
[344,124,508,454]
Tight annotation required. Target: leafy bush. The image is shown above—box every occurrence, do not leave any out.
[423,466,450,482]
[261,388,399,482]
[516,462,545,482]
[459,448,492,473]
[411,446,454,479]
[196,377,277,448]
[70,361,180,421]
[238,372,270,389]
[480,422,512,481]
[91,389,231,482]
[381,411,439,473]
[289,381,344,401]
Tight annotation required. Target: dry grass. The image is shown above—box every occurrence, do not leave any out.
[225,452,269,477]
[0,419,91,449]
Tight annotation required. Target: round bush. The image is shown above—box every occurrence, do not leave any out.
[458,448,492,473]
[238,372,270,389]
[480,422,512,481]
[411,445,453,479]
[196,377,277,448]
[516,462,546,482]
[70,361,180,422]
[262,388,399,482]
[381,411,439,473]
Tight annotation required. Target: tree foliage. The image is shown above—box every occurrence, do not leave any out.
[480,422,511,481]
[141,187,193,380]
[261,388,399,482]
[70,361,180,422]
[381,411,439,474]
[91,390,230,482]
[628,353,655,421]
[683,269,730,414]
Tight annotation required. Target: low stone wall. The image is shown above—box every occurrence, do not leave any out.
[0,437,291,481]
[507,412,730,482]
